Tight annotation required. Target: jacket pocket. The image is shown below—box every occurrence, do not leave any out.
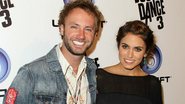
[35,95,56,104]
[33,92,66,104]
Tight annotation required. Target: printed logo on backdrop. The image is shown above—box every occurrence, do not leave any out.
[63,0,95,4]
[0,0,14,28]
[141,45,162,74]
[135,0,166,29]
[0,48,11,83]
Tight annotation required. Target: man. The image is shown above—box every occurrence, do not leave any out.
[3,0,102,104]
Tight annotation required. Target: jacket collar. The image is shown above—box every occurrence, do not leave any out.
[46,45,62,72]
[45,45,96,72]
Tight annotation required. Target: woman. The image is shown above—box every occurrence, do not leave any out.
[96,20,163,104]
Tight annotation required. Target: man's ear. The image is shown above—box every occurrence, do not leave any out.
[95,32,98,37]
[59,24,64,36]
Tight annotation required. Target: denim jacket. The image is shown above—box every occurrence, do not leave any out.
[3,46,97,104]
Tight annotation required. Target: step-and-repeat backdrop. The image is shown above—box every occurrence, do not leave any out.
[1,0,185,103]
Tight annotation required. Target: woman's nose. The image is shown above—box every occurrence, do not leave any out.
[127,49,133,58]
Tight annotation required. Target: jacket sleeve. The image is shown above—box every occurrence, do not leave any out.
[3,65,34,104]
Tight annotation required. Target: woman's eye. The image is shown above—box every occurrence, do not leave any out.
[122,45,128,49]
[135,47,142,52]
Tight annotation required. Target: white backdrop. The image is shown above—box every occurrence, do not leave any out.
[1,0,185,104]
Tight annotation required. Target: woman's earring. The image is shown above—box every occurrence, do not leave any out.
[143,57,147,65]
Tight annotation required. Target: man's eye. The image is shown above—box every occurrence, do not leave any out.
[71,25,78,29]
[85,28,93,32]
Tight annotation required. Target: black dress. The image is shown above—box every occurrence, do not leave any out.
[96,69,163,104]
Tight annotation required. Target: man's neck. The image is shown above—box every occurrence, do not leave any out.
[60,47,84,73]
